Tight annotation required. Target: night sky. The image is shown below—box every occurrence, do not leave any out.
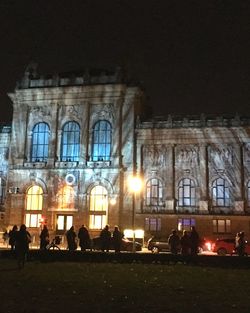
[1,0,250,122]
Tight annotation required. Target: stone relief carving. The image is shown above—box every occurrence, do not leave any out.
[66,105,79,117]
[209,146,233,168]
[176,146,199,168]
[91,103,115,123]
[244,143,250,163]
[30,106,51,118]
[143,145,167,167]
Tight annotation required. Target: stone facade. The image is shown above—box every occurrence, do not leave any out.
[1,65,250,244]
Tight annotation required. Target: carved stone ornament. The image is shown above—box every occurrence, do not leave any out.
[143,145,167,167]
[209,146,233,169]
[66,105,79,117]
[30,106,51,117]
[176,146,199,168]
[91,103,114,123]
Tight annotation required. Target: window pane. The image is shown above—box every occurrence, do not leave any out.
[57,216,65,230]
[66,216,73,230]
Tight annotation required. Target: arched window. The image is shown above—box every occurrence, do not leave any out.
[146,178,163,206]
[25,185,43,227]
[178,178,196,207]
[247,181,250,207]
[92,120,111,161]
[31,122,50,162]
[212,178,230,207]
[89,185,108,229]
[61,121,80,162]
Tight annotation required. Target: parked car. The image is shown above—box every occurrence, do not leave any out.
[211,238,250,256]
[147,236,171,253]
[92,236,142,252]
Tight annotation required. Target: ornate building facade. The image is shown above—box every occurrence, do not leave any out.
[1,65,250,243]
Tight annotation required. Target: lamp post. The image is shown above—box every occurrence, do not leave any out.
[128,176,142,253]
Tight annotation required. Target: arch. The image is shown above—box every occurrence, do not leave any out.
[177,177,196,207]
[211,177,231,207]
[145,177,163,206]
[91,120,112,161]
[89,185,108,230]
[25,185,43,227]
[60,121,80,162]
[31,122,50,162]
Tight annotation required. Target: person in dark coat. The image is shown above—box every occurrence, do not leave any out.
[100,224,111,252]
[66,226,77,251]
[39,225,50,250]
[180,230,191,255]
[168,229,180,254]
[78,225,90,251]
[15,224,31,269]
[112,226,123,253]
[9,225,18,251]
[190,226,200,255]
[235,231,246,256]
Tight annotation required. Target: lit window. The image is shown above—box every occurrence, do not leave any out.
[89,185,108,229]
[57,215,73,231]
[61,121,80,162]
[178,178,196,207]
[177,218,196,231]
[145,217,161,231]
[25,213,42,228]
[92,120,112,161]
[31,122,50,162]
[213,219,231,233]
[26,185,43,211]
[212,178,230,207]
[146,178,163,206]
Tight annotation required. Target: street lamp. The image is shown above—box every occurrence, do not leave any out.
[128,175,142,252]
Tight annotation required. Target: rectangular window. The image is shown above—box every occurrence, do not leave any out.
[177,218,195,232]
[145,218,161,232]
[57,215,73,231]
[89,214,106,230]
[25,213,42,228]
[213,219,231,233]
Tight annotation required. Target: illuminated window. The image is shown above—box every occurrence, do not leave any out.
[145,217,161,231]
[213,219,231,233]
[212,178,230,207]
[146,178,163,206]
[25,185,43,228]
[57,185,75,210]
[57,215,73,231]
[89,185,108,229]
[92,120,112,161]
[177,218,195,231]
[178,178,196,206]
[0,177,6,205]
[61,121,80,161]
[26,185,43,211]
[247,181,250,207]
[31,122,50,162]
[25,213,42,228]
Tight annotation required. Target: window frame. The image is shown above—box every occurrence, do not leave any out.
[60,121,80,162]
[91,120,112,161]
[177,178,196,207]
[212,178,230,207]
[146,178,163,206]
[31,122,50,162]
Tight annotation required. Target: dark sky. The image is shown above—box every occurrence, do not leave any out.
[1,0,250,122]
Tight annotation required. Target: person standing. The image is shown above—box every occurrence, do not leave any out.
[9,225,18,251]
[39,225,49,250]
[168,229,180,254]
[190,226,200,255]
[78,225,90,252]
[15,224,31,269]
[112,226,123,253]
[100,224,111,252]
[180,230,191,255]
[235,231,246,256]
[66,226,77,251]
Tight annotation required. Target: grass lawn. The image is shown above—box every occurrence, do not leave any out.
[0,258,249,313]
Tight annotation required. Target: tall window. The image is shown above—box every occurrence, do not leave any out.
[145,217,161,232]
[92,120,111,161]
[25,185,43,227]
[89,185,108,229]
[0,177,6,205]
[178,178,196,207]
[247,181,250,207]
[146,178,163,206]
[213,219,231,233]
[212,178,230,207]
[31,122,50,162]
[61,121,80,161]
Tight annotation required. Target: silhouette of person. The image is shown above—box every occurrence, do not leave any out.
[168,229,180,254]
[78,225,90,251]
[39,225,49,250]
[15,224,31,269]
[9,225,18,251]
[100,225,111,252]
[66,226,77,251]
[235,231,246,256]
[180,230,191,255]
[190,226,200,255]
[112,226,123,253]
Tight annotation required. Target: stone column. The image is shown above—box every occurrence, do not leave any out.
[233,144,244,213]
[199,145,209,213]
[165,144,175,212]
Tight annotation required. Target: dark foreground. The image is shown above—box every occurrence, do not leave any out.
[0,257,250,313]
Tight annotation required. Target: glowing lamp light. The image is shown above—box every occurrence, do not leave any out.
[128,176,142,193]
[110,197,117,205]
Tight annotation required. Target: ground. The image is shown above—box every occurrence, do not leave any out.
[0,259,249,313]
